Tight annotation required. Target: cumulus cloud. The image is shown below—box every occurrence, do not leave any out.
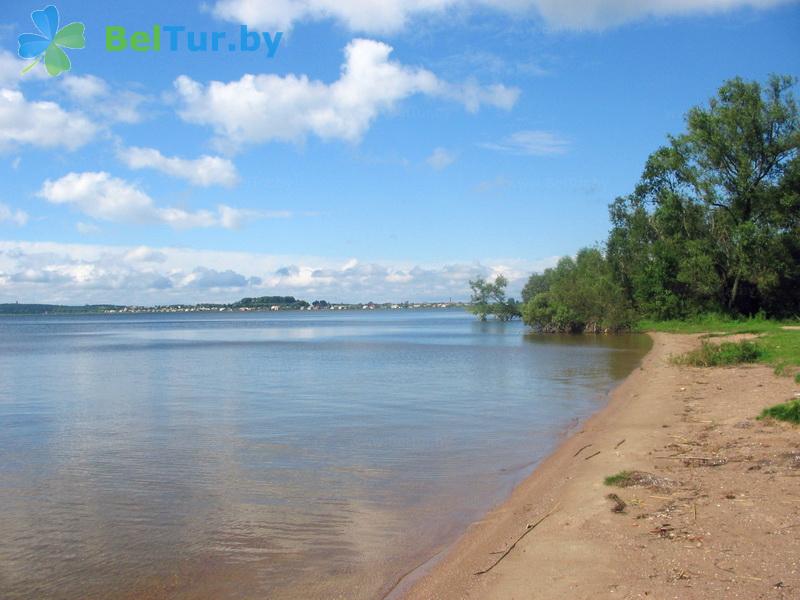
[60,74,110,101]
[174,38,518,149]
[117,146,239,187]
[0,241,559,305]
[0,203,29,226]
[426,147,456,170]
[480,130,569,156]
[182,267,263,289]
[0,89,98,152]
[124,246,168,263]
[60,74,149,124]
[211,0,795,32]
[38,172,283,229]
[0,51,48,88]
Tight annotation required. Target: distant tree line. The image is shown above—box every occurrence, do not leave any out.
[231,296,310,309]
[0,304,125,315]
[473,75,800,332]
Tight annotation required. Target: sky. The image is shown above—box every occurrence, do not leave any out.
[0,0,798,304]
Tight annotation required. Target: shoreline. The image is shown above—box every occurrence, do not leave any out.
[402,332,800,599]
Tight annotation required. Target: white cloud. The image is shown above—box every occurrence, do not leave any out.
[61,74,110,101]
[0,89,98,152]
[211,0,794,32]
[182,267,262,289]
[0,51,48,88]
[124,246,167,263]
[426,147,456,170]
[217,205,292,228]
[0,52,23,89]
[117,146,239,187]
[174,38,518,149]
[60,74,148,124]
[76,222,100,235]
[481,130,569,156]
[38,172,282,229]
[0,241,560,305]
[0,203,28,226]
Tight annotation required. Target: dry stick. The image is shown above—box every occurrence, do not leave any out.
[474,506,560,576]
[654,456,722,461]
[614,439,626,450]
[573,444,592,458]
[584,451,602,461]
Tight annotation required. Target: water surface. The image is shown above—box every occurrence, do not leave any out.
[0,310,650,599]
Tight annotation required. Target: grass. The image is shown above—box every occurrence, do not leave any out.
[641,314,800,376]
[638,314,793,335]
[672,340,762,367]
[603,470,677,491]
[758,399,800,424]
[604,471,633,487]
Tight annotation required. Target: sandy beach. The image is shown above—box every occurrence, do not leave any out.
[402,332,800,599]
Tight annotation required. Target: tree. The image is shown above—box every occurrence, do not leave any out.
[610,75,799,318]
[468,275,521,321]
[521,248,634,333]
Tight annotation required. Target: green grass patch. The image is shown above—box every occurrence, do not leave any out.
[672,339,762,367]
[641,315,800,375]
[638,314,794,335]
[757,398,800,424]
[604,471,633,487]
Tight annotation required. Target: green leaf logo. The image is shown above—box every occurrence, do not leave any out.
[18,5,85,77]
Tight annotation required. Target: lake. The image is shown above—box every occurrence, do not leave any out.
[0,310,650,599]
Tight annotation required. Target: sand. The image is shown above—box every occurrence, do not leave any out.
[402,333,800,600]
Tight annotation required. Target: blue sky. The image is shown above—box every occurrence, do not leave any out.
[0,0,798,304]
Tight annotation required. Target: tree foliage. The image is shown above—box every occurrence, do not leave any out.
[521,249,634,332]
[520,75,799,333]
[609,74,799,319]
[468,275,521,321]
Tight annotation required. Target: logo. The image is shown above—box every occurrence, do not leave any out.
[18,5,85,77]
[105,26,282,57]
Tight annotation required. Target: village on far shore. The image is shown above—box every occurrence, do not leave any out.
[0,297,469,316]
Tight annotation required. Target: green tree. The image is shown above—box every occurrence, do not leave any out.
[610,75,799,318]
[468,275,521,321]
[521,248,634,333]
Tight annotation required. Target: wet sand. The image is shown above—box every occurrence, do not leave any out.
[403,332,800,599]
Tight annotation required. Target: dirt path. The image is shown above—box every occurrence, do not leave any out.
[403,333,800,600]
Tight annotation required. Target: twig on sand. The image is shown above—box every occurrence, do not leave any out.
[573,444,593,458]
[474,506,560,576]
[615,439,627,450]
[655,455,723,462]
[584,451,602,461]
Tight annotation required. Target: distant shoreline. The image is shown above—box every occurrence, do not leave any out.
[0,301,469,317]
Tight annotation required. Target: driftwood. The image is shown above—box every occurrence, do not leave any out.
[584,451,602,461]
[573,444,593,457]
[614,439,627,450]
[474,506,560,576]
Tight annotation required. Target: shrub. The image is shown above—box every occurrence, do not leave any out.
[673,340,762,367]
[758,399,800,424]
